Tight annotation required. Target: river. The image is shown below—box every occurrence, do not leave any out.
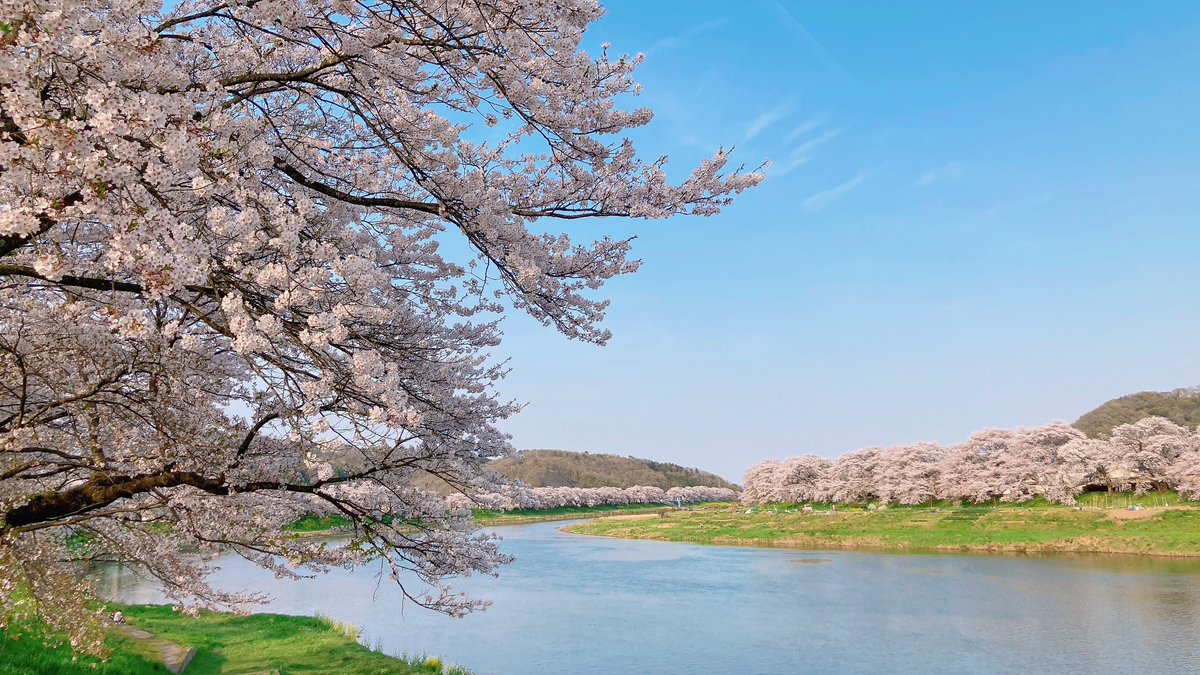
[95,520,1200,674]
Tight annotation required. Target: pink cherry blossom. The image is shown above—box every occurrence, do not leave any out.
[0,0,760,653]
[742,418,1198,508]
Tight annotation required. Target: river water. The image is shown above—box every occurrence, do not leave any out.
[95,520,1200,674]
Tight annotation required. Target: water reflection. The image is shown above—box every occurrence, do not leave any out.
[96,521,1200,674]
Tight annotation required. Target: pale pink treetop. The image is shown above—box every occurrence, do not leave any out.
[740,419,1198,507]
[455,484,734,511]
[1107,417,1198,494]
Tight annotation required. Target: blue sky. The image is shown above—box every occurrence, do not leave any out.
[496,1,1200,482]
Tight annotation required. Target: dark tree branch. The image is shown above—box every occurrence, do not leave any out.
[0,192,84,258]
[273,158,624,220]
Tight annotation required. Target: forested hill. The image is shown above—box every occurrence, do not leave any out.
[486,450,738,490]
[1074,387,1200,438]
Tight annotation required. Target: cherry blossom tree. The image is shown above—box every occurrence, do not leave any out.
[740,460,787,505]
[460,484,734,510]
[1169,446,1200,500]
[875,442,946,506]
[777,455,830,503]
[939,422,1087,504]
[1107,417,1196,494]
[740,419,1200,508]
[1056,436,1116,493]
[940,428,1014,504]
[1003,422,1088,504]
[0,0,760,651]
[666,485,738,504]
[817,447,881,504]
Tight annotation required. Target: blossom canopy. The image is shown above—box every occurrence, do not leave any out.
[0,0,759,652]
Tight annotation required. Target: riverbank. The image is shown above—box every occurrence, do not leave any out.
[471,503,672,525]
[0,605,469,674]
[286,503,675,534]
[6,505,689,672]
[564,501,1200,556]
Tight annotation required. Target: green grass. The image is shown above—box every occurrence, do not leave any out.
[743,492,1193,514]
[287,502,682,534]
[566,498,1200,557]
[1,606,471,674]
[470,502,673,525]
[286,513,359,533]
[1075,491,1188,508]
[113,604,469,674]
[0,622,168,674]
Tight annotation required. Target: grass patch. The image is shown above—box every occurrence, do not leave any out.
[112,604,470,674]
[741,492,1197,514]
[286,502,696,534]
[470,502,674,525]
[0,622,168,674]
[286,514,356,533]
[566,499,1200,557]
[2,606,471,674]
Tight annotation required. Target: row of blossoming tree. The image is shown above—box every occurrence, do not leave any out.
[445,484,738,511]
[741,417,1200,506]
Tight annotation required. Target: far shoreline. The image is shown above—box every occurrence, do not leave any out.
[284,503,675,537]
[562,499,1200,560]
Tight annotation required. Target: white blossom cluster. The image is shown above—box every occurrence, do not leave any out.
[742,417,1200,506]
[444,484,739,511]
[0,0,760,653]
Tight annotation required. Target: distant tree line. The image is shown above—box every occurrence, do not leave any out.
[742,417,1200,506]
[483,449,739,490]
[446,485,739,511]
[1074,387,1200,438]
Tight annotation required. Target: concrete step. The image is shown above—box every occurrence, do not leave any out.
[111,623,196,674]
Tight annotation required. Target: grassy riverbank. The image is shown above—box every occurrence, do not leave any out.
[470,503,671,525]
[7,504,686,671]
[287,502,673,534]
[0,625,168,675]
[565,498,1200,556]
[1,605,469,674]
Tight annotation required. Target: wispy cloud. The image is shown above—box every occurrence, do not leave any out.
[643,20,728,59]
[791,129,840,158]
[802,169,875,212]
[770,158,810,177]
[785,115,829,142]
[766,1,850,81]
[914,161,965,187]
[771,129,842,177]
[744,103,793,143]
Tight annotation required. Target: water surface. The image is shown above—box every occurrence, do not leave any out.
[97,521,1200,674]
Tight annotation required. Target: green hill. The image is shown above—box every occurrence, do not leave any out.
[1074,387,1200,438]
[485,450,738,490]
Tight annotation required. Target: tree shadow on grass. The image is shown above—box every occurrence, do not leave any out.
[176,647,228,675]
